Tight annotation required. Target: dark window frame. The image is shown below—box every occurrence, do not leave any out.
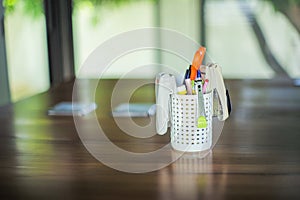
[45,0,75,86]
[0,1,10,106]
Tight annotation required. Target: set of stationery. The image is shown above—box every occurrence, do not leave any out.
[178,46,207,96]
[175,47,212,129]
[176,46,230,123]
[155,46,231,152]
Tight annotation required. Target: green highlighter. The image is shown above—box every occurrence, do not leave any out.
[196,81,207,128]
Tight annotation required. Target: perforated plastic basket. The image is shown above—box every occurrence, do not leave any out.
[170,92,213,152]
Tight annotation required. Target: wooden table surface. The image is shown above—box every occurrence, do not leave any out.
[0,78,299,200]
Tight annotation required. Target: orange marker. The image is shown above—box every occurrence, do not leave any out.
[190,46,206,80]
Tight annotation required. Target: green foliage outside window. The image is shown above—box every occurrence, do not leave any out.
[3,0,298,18]
[2,0,155,17]
[3,0,44,17]
[2,0,156,25]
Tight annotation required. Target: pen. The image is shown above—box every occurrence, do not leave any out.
[183,69,188,84]
[196,69,201,81]
[203,79,209,94]
[191,47,206,80]
[190,66,198,81]
[185,79,193,95]
[182,65,191,84]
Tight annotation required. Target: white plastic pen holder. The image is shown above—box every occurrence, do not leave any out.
[170,92,213,152]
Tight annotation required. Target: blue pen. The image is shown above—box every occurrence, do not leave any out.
[196,69,201,81]
[183,66,191,84]
[184,66,193,94]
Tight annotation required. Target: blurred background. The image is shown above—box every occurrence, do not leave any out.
[1,0,299,102]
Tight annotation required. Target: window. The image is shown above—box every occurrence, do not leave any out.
[4,0,50,101]
[205,0,300,79]
[72,0,157,78]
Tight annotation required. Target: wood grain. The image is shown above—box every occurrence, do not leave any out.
[0,78,299,200]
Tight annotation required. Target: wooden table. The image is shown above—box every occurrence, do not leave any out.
[0,78,299,200]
